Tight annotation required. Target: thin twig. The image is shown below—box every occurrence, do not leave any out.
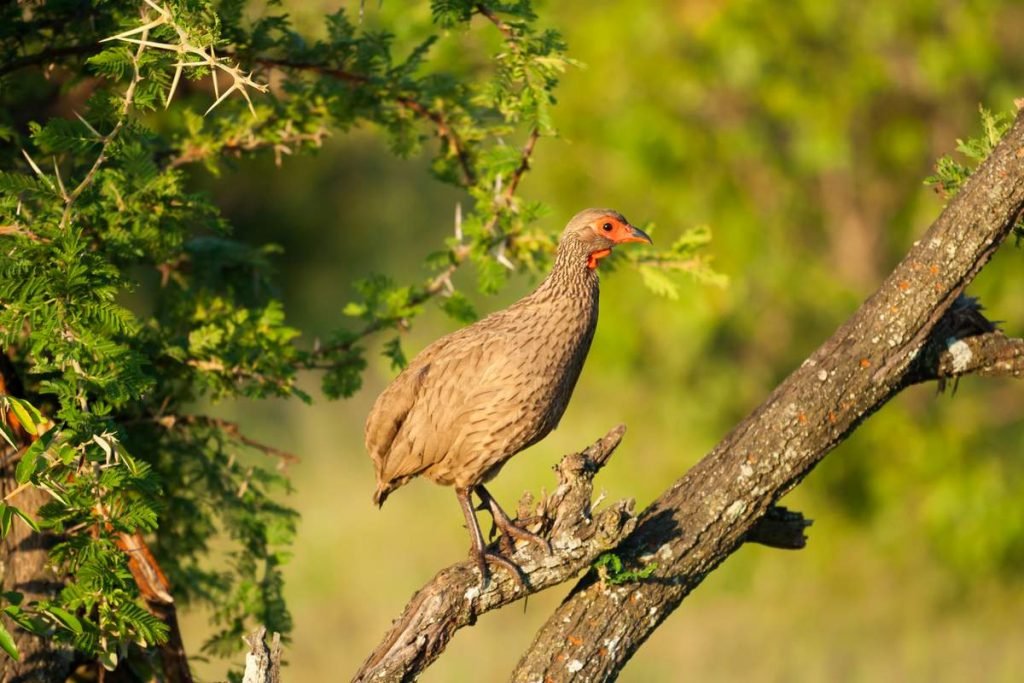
[0,43,101,78]
[309,128,539,361]
[58,22,147,230]
[160,414,300,467]
[474,4,515,39]
[252,57,477,187]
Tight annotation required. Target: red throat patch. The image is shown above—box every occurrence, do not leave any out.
[587,248,613,270]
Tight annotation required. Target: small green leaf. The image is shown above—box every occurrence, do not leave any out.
[6,398,42,436]
[98,650,118,671]
[342,302,367,317]
[0,423,16,451]
[0,505,11,539]
[46,607,82,634]
[0,621,19,661]
[14,449,40,486]
[440,291,478,323]
[637,265,680,300]
[13,427,55,486]
[11,508,39,533]
[1,592,23,606]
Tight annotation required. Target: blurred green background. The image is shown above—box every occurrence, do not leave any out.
[179,0,1024,680]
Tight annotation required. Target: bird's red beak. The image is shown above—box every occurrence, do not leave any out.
[613,224,653,245]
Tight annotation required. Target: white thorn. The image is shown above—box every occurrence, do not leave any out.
[21,149,55,190]
[204,83,239,115]
[495,243,515,270]
[454,202,463,241]
[100,16,168,43]
[109,37,180,51]
[165,62,183,109]
[52,157,67,199]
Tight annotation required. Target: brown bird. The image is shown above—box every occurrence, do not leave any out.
[365,208,651,583]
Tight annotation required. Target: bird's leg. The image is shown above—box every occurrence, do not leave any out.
[474,484,552,555]
[471,497,500,541]
[456,487,525,589]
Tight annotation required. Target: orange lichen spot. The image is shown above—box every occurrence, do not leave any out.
[929,264,939,275]
[859,358,871,368]
[798,412,807,424]
[556,653,567,662]
[828,411,837,423]
[599,647,609,658]
[898,280,910,291]
[567,635,584,647]
[746,452,758,464]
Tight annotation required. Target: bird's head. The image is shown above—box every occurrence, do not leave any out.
[562,208,652,270]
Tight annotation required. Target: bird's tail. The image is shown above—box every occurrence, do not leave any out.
[372,485,391,508]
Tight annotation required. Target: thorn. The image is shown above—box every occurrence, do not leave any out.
[165,61,184,109]
[239,84,258,118]
[210,46,220,99]
[204,83,239,116]
[73,111,102,138]
[141,0,170,16]
[100,15,168,43]
[109,37,180,51]
[494,243,515,271]
[454,202,463,241]
[21,149,55,190]
[52,157,68,200]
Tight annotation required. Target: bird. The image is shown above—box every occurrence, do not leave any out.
[364,208,651,584]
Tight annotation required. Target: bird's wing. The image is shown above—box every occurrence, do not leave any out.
[363,334,451,476]
[366,322,531,489]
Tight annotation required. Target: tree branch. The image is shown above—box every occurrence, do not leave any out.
[0,44,101,78]
[901,295,1024,387]
[252,57,478,187]
[507,108,1024,682]
[353,425,638,682]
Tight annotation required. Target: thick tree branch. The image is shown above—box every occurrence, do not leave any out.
[508,109,1024,682]
[353,426,638,682]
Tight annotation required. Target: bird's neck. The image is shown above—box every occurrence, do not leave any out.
[533,235,600,301]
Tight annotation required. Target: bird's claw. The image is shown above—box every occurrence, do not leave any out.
[493,516,551,556]
[471,548,527,591]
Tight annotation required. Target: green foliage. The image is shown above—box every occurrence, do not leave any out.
[925,106,1024,239]
[592,552,658,586]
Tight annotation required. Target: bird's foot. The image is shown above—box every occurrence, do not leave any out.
[492,514,552,556]
[470,547,527,591]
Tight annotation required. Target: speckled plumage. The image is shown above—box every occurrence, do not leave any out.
[365,209,645,508]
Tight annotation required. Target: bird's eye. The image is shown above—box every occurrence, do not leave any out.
[602,222,613,232]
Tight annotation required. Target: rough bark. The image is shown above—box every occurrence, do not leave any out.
[242,626,282,683]
[509,109,1024,682]
[354,426,639,682]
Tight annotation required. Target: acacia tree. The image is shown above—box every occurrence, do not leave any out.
[0,0,707,680]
